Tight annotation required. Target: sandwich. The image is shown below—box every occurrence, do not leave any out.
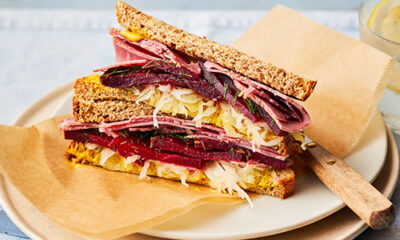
[59,1,316,205]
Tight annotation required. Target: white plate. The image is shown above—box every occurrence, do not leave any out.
[53,92,387,240]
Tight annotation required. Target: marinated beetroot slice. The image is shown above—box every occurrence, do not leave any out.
[217,72,240,94]
[101,71,187,88]
[259,107,287,136]
[65,129,289,169]
[64,130,202,168]
[185,77,223,100]
[154,153,202,168]
[99,62,224,100]
[193,136,232,151]
[251,152,288,170]
[64,130,142,157]
[64,130,112,147]
[108,136,202,168]
[61,117,287,160]
[141,59,199,80]
[151,136,243,162]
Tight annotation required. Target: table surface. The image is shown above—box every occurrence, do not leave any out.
[0,7,399,240]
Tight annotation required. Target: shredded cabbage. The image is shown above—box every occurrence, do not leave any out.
[170,88,201,104]
[99,148,115,166]
[156,162,190,187]
[139,160,151,180]
[204,161,254,208]
[136,85,155,104]
[85,143,99,150]
[124,154,141,168]
[192,101,217,127]
[152,93,174,127]
[158,84,172,93]
[133,84,283,149]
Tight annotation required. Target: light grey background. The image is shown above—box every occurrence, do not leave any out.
[1,0,364,10]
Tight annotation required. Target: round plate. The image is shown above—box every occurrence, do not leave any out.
[51,92,388,240]
[1,83,396,240]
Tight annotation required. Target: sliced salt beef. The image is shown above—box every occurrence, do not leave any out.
[203,61,310,133]
[112,35,158,63]
[59,118,99,131]
[60,117,286,160]
[101,116,225,135]
[109,28,201,76]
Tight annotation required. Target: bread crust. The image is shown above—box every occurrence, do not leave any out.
[116,1,316,101]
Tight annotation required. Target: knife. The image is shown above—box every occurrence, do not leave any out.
[301,141,396,229]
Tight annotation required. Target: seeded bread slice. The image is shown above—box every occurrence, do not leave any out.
[115,1,316,101]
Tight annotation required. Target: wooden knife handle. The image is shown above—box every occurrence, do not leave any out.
[302,142,396,230]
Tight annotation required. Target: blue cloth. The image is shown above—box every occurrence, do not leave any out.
[0,8,398,240]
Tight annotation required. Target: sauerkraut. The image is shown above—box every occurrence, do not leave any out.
[135,84,284,149]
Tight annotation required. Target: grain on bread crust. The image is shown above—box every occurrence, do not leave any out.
[246,169,295,199]
[73,97,155,123]
[116,1,316,101]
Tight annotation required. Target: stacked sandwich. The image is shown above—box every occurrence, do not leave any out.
[59,1,316,204]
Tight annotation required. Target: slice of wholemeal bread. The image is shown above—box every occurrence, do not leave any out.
[66,141,295,199]
[116,0,316,101]
[72,76,302,157]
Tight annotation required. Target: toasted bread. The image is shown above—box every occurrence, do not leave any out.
[116,1,316,100]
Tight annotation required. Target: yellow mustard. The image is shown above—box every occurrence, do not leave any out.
[120,28,149,42]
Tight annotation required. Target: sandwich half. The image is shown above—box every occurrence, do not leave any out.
[59,1,316,204]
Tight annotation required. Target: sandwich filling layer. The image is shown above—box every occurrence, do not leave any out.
[77,75,305,151]
[66,141,296,203]
[60,116,296,165]
[61,25,310,202]
[92,28,311,137]
[61,117,298,203]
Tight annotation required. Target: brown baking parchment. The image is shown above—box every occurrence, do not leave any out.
[233,5,395,157]
[0,115,242,239]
